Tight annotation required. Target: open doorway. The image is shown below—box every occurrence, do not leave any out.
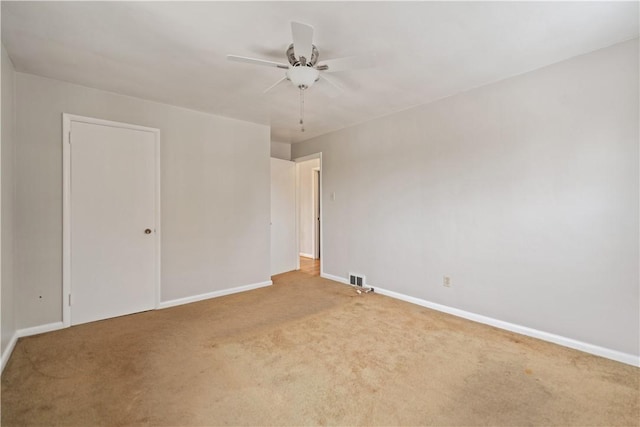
[294,153,322,276]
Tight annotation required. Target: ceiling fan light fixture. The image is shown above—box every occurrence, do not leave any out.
[286,66,320,89]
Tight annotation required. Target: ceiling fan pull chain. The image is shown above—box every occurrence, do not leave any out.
[300,87,305,132]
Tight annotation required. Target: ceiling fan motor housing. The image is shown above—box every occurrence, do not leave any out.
[286,43,319,67]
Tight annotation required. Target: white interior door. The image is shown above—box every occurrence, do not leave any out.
[68,118,158,325]
[270,158,297,275]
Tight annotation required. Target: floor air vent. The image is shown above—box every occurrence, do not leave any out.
[348,273,373,294]
[349,273,365,287]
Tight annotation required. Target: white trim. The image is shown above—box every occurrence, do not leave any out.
[319,273,639,367]
[158,280,272,309]
[312,167,320,260]
[16,321,65,338]
[295,163,301,271]
[373,286,639,367]
[62,115,71,326]
[62,114,161,327]
[1,277,271,371]
[1,333,18,373]
[1,322,66,373]
[299,252,314,259]
[1,277,272,371]
[154,125,162,308]
[0,278,270,371]
[317,154,323,275]
[293,153,321,163]
[321,272,349,285]
[292,152,323,276]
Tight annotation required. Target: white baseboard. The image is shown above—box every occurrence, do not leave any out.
[17,321,65,338]
[2,279,273,373]
[299,253,314,259]
[2,321,65,373]
[321,272,349,285]
[6,277,635,370]
[374,286,639,367]
[1,333,18,374]
[320,273,639,367]
[158,280,272,309]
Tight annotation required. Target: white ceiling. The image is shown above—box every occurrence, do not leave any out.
[2,1,638,143]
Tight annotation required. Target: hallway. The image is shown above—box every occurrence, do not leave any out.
[299,257,319,276]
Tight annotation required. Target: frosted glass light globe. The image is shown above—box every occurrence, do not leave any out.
[286,66,320,89]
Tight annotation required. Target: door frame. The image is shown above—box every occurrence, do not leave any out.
[293,152,323,275]
[62,113,161,328]
[312,167,320,260]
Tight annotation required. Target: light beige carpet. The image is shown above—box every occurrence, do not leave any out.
[2,271,639,426]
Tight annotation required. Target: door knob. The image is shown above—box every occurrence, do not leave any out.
[144,229,152,234]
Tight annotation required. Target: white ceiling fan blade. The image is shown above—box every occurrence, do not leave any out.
[291,22,314,64]
[227,55,289,69]
[317,54,377,73]
[263,76,288,94]
[317,74,344,98]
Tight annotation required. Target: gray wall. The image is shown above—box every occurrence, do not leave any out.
[293,39,639,356]
[1,45,16,353]
[15,73,271,329]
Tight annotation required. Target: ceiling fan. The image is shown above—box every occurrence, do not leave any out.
[227,21,373,132]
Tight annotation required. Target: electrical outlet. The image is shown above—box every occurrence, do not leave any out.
[443,276,451,287]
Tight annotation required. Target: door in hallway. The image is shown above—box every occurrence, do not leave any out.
[66,116,159,325]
